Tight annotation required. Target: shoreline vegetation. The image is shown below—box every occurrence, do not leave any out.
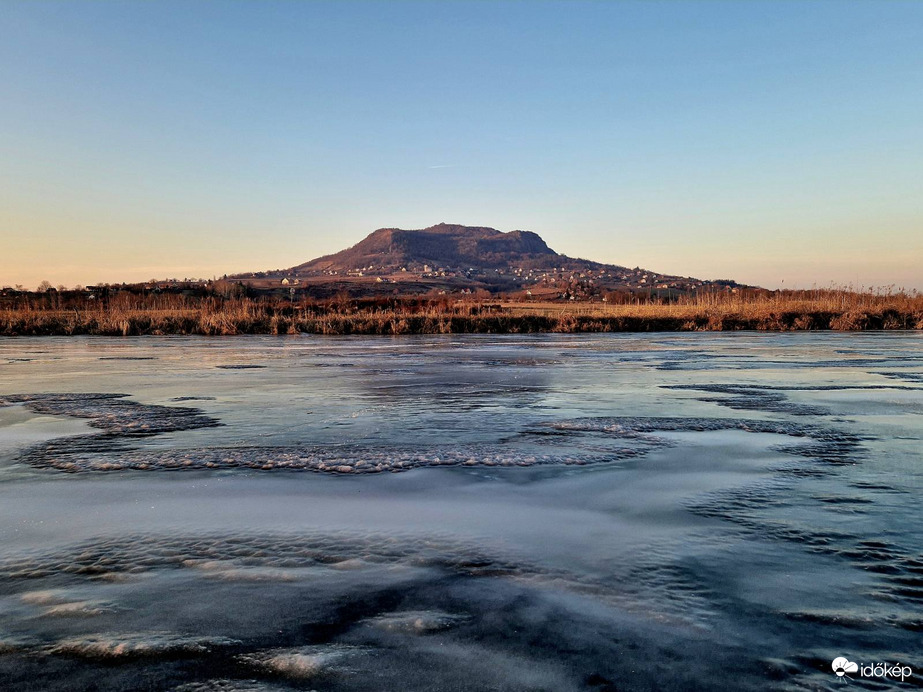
[2,288,922,336]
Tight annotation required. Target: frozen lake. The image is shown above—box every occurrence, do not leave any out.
[0,333,921,691]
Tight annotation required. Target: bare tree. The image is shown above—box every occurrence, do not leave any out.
[37,280,53,293]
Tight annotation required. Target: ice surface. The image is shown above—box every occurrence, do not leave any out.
[0,333,921,690]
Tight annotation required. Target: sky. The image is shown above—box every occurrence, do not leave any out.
[1,0,921,291]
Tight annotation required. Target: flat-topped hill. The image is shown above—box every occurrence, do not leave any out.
[293,223,558,273]
[235,222,742,298]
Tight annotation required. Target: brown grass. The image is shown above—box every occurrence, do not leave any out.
[1,289,921,336]
[503,288,923,332]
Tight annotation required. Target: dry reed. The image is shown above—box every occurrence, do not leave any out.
[2,289,921,336]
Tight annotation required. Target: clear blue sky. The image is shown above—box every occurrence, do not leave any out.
[2,0,921,290]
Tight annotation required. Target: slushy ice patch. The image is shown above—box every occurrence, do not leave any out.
[48,633,240,659]
[0,531,767,692]
[8,390,867,474]
[174,681,294,692]
[0,393,221,471]
[875,371,923,383]
[689,480,923,621]
[20,443,635,473]
[546,416,866,465]
[0,394,220,435]
[656,353,923,371]
[362,610,468,634]
[237,644,366,679]
[663,382,922,418]
[0,532,549,585]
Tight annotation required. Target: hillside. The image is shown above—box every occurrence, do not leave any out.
[236,223,740,299]
[295,223,557,273]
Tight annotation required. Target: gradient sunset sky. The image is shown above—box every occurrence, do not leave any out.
[2,0,921,291]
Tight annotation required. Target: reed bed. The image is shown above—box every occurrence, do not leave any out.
[1,290,921,336]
